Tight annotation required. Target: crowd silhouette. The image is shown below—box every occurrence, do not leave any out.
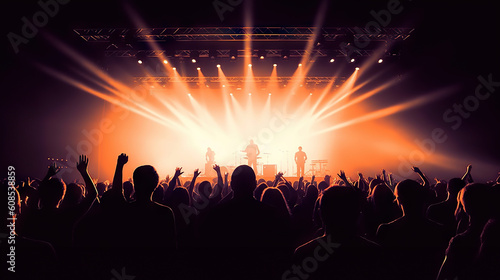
[1,153,500,280]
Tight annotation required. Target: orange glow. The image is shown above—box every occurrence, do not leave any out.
[36,4,494,183]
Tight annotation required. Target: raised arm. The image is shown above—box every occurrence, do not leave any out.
[357,172,368,192]
[108,153,128,201]
[211,164,224,203]
[337,170,353,188]
[222,171,230,197]
[43,163,61,182]
[273,172,284,187]
[187,168,201,205]
[165,167,184,203]
[411,166,429,188]
[461,164,473,183]
[76,155,98,202]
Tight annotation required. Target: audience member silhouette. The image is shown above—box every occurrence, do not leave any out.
[437,183,493,280]
[6,151,499,280]
[1,181,59,280]
[198,165,291,280]
[293,186,383,280]
[376,178,447,280]
[427,177,466,239]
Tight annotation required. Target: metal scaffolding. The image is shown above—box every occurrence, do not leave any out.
[74,27,413,58]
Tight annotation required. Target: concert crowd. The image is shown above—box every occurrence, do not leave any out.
[2,153,499,280]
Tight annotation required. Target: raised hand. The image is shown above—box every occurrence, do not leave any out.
[337,170,347,182]
[117,153,128,166]
[47,162,62,178]
[466,164,472,174]
[411,166,422,174]
[193,168,201,178]
[76,155,89,174]
[213,164,221,174]
[174,167,184,178]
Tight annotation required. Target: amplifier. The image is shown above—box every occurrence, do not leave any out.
[263,164,277,177]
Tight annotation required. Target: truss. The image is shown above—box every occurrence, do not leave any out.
[133,76,343,84]
[74,27,413,42]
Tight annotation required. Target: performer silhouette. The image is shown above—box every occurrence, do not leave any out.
[295,146,307,177]
[205,147,215,176]
[243,140,260,173]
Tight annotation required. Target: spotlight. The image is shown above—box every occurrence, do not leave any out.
[310,93,313,95]
[268,93,271,96]
[355,67,360,71]
[329,58,335,63]
[137,59,143,64]
[222,85,226,87]
[163,59,168,64]
[187,93,191,96]
[230,49,238,60]
[258,49,266,60]
[216,64,221,68]
[281,49,290,60]
[350,58,355,63]
[273,64,277,67]
[190,50,199,63]
[248,93,252,96]
[230,93,233,96]
[172,67,177,70]
[248,64,252,67]
[298,63,302,67]
[378,58,383,63]
[196,67,201,70]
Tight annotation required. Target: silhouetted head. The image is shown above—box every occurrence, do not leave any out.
[198,181,213,199]
[368,178,384,196]
[459,183,492,221]
[38,178,66,209]
[249,139,254,145]
[318,181,329,192]
[60,183,84,208]
[298,146,302,151]
[254,182,268,200]
[321,186,361,234]
[231,165,256,199]
[96,182,108,197]
[133,165,159,201]
[261,187,290,217]
[394,179,427,215]
[434,182,448,202]
[171,187,190,207]
[152,184,165,203]
[370,183,396,209]
[448,178,466,197]
[123,181,135,201]
[304,183,319,204]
